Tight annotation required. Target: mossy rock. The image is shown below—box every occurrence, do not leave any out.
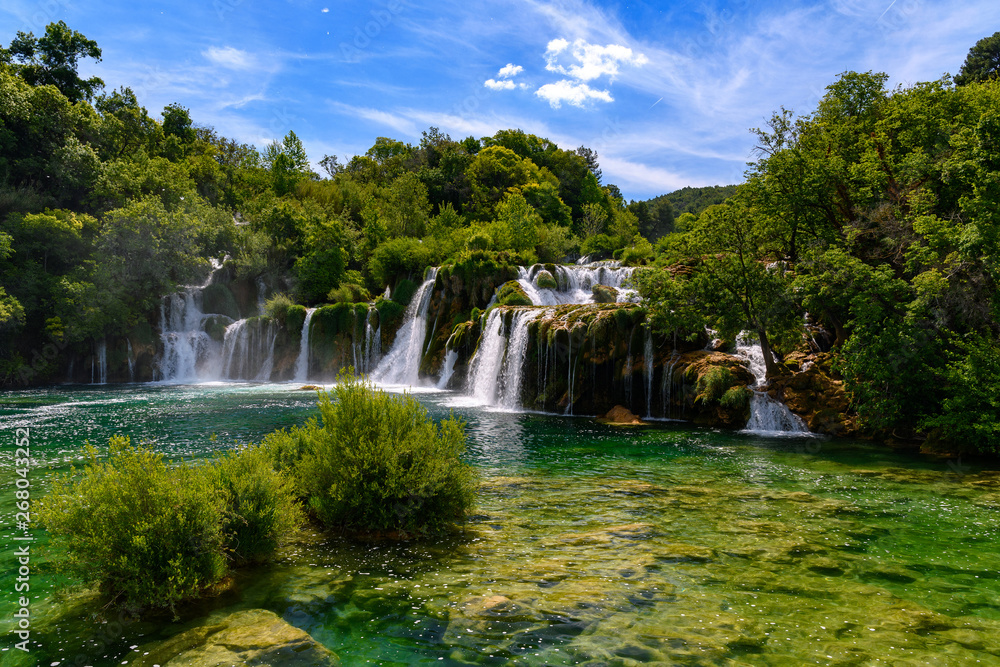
[391,278,418,307]
[203,315,231,344]
[285,304,307,335]
[535,269,558,289]
[592,284,619,303]
[132,608,340,666]
[202,282,241,320]
[495,280,533,307]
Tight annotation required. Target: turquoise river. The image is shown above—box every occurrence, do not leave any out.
[1,382,998,665]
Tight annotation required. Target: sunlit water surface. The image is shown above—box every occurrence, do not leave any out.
[1,382,998,666]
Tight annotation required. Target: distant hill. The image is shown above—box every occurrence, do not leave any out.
[645,185,738,221]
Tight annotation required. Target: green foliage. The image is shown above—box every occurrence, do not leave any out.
[6,21,104,102]
[369,237,432,288]
[263,292,295,321]
[210,445,302,566]
[38,436,227,611]
[267,373,477,534]
[327,283,372,304]
[720,385,752,410]
[620,237,654,265]
[495,280,533,307]
[697,366,735,404]
[955,31,1000,86]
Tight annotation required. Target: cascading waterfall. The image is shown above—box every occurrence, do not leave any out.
[93,340,107,384]
[372,268,438,385]
[293,308,317,382]
[644,330,654,418]
[466,308,544,408]
[126,339,135,382]
[436,348,458,389]
[220,318,278,381]
[158,261,227,382]
[517,262,638,305]
[661,349,681,419]
[735,332,809,433]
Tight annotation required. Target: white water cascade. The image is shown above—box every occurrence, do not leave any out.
[437,348,458,389]
[644,330,654,418]
[516,262,638,305]
[466,308,543,408]
[158,261,229,382]
[93,340,107,384]
[735,333,810,433]
[372,268,438,385]
[126,339,135,382]
[293,308,317,382]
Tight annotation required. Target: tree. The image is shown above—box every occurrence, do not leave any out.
[575,145,602,184]
[6,21,103,102]
[955,31,1000,86]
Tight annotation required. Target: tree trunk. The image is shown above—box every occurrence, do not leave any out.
[757,328,781,379]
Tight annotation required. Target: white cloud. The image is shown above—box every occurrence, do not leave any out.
[535,80,612,108]
[497,63,524,78]
[545,38,647,81]
[484,78,517,90]
[321,7,329,12]
[203,46,258,71]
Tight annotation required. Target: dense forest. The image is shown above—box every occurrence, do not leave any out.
[2,22,999,452]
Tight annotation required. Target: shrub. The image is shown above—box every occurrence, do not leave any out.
[263,292,295,322]
[621,237,654,265]
[697,366,734,404]
[580,233,618,258]
[391,278,418,307]
[327,283,372,304]
[38,436,227,612]
[279,373,477,534]
[211,445,302,566]
[39,437,301,612]
[369,236,432,287]
[720,385,752,410]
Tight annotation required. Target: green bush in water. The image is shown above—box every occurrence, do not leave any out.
[272,372,477,534]
[698,366,734,404]
[211,445,302,566]
[38,437,301,612]
[38,436,227,612]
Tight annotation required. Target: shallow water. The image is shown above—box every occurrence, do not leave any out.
[1,383,998,665]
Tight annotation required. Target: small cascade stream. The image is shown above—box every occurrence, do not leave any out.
[293,308,317,382]
[92,340,107,384]
[126,339,135,382]
[734,332,810,434]
[466,309,543,409]
[372,268,438,385]
[516,262,638,305]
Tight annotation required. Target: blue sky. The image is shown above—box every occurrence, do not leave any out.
[2,0,997,200]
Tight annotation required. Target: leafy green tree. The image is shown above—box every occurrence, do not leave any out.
[6,21,103,102]
[955,31,1000,86]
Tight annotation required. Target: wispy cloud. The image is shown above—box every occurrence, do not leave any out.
[203,46,260,71]
[535,80,612,107]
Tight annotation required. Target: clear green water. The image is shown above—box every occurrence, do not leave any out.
[1,383,999,665]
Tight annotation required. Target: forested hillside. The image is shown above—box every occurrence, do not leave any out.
[0,22,643,386]
[638,67,1000,452]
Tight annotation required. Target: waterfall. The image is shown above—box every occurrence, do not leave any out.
[466,309,506,404]
[126,339,135,382]
[734,332,809,433]
[293,308,317,382]
[466,308,543,408]
[516,262,637,306]
[157,261,225,382]
[364,311,381,375]
[437,349,458,389]
[565,323,575,415]
[220,318,278,382]
[372,268,438,385]
[644,330,654,418]
[94,340,107,384]
[661,349,681,419]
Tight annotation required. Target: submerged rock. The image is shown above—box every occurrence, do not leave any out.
[597,404,646,425]
[133,609,339,667]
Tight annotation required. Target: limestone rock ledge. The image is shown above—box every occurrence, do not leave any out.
[132,608,339,667]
